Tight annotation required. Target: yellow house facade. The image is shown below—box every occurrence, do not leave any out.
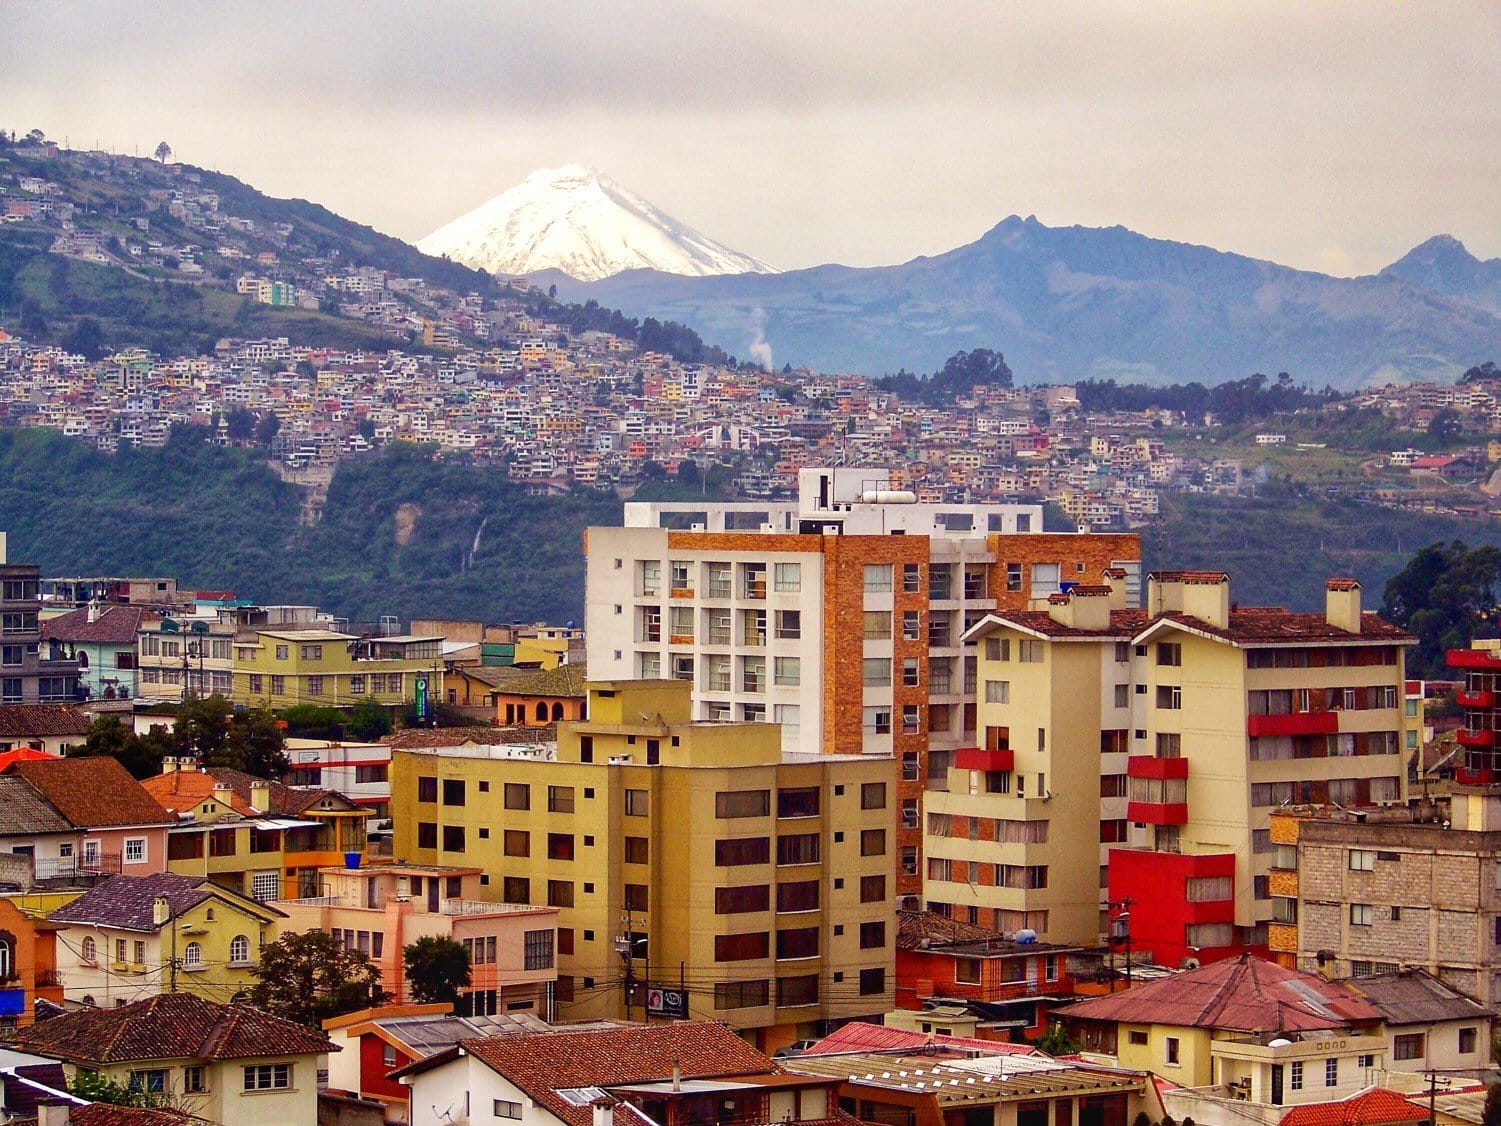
[47,872,284,1008]
[232,629,445,711]
[390,679,897,1054]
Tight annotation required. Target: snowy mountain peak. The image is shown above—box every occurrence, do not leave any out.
[416,166,775,282]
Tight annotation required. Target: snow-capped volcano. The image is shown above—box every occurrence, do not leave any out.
[416,165,775,282]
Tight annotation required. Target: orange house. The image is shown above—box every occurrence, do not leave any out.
[0,897,63,1027]
[448,665,587,727]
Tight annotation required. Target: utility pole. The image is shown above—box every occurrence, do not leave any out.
[614,909,635,1022]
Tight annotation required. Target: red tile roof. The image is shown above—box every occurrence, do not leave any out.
[985,610,1152,640]
[1149,608,1413,645]
[6,992,334,1065]
[1150,570,1230,583]
[1057,954,1381,1033]
[383,724,556,749]
[70,1105,195,1126]
[202,766,356,816]
[9,756,175,828]
[39,605,155,646]
[0,704,92,738]
[1278,1089,1429,1126]
[1325,578,1362,591]
[412,1024,777,1126]
[805,1021,1041,1056]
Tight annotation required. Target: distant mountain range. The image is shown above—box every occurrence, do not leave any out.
[418,166,775,282]
[545,217,1501,389]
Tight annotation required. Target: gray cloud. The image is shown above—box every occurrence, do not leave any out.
[2,2,1497,276]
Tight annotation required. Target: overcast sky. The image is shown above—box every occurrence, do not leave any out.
[4,2,1498,276]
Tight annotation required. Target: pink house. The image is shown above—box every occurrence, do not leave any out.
[6,757,174,876]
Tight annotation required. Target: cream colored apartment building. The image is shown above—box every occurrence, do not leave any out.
[938,573,1411,965]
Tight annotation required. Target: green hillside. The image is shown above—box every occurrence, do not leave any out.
[0,429,617,625]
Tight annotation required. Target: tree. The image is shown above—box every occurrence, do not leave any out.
[1382,541,1501,678]
[154,141,172,164]
[1034,1022,1078,1055]
[63,316,108,361]
[348,697,393,741]
[402,936,471,1004]
[1429,408,1464,442]
[174,693,233,761]
[254,411,281,448]
[249,929,385,1026]
[225,707,289,778]
[1481,1083,1501,1126]
[68,714,170,780]
[225,406,257,442]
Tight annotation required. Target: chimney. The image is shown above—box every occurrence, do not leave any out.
[1147,572,1184,617]
[151,895,171,927]
[1067,585,1113,631]
[37,1101,72,1126]
[86,599,100,624]
[162,756,179,774]
[592,1098,616,1126]
[250,780,271,813]
[672,1061,681,1092]
[1180,572,1231,630]
[1326,578,1362,634]
[1102,568,1129,611]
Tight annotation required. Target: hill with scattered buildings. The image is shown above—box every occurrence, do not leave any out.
[5,428,1501,625]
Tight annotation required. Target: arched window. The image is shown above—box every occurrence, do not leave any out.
[0,939,12,981]
[229,935,250,965]
[183,941,203,968]
[535,702,547,722]
[81,936,97,963]
[551,702,564,722]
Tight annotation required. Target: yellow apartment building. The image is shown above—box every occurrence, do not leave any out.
[232,629,444,711]
[390,679,896,1053]
[944,574,1410,966]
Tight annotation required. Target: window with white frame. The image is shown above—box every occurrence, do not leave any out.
[243,1063,291,1091]
[251,871,280,901]
[123,838,146,864]
[229,934,251,965]
[774,562,801,593]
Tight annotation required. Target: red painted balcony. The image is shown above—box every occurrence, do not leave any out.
[1457,728,1497,748]
[1127,755,1189,780]
[1246,711,1339,738]
[1457,688,1496,709]
[1126,801,1189,825]
[955,746,1014,772]
[1448,649,1501,670]
[1457,765,1498,786]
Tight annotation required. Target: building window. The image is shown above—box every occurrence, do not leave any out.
[1156,685,1182,709]
[503,877,530,904]
[123,838,146,864]
[1325,1058,1338,1087]
[625,789,649,816]
[985,680,1010,704]
[183,941,204,968]
[717,790,770,818]
[859,921,886,949]
[251,871,280,901]
[1128,1030,1149,1047]
[860,874,886,902]
[863,565,892,593]
[1290,1061,1304,1090]
[495,1100,524,1119]
[863,611,892,640]
[862,707,892,734]
[547,785,575,813]
[81,936,96,964]
[861,781,887,809]
[774,562,801,593]
[547,880,574,907]
[547,833,575,861]
[778,973,820,1007]
[1394,1033,1425,1060]
[1165,1037,1180,1065]
[417,822,438,849]
[777,833,819,866]
[417,776,438,803]
[243,1063,291,1091]
[1349,849,1376,871]
[1460,1027,1478,1054]
[860,829,886,856]
[714,979,769,1009]
[229,934,251,965]
[183,1065,205,1093]
[442,779,465,806]
[1157,643,1181,666]
[524,930,555,970]
[859,967,885,996]
[715,885,770,914]
[442,825,465,852]
[129,1069,167,1094]
[1350,903,1374,926]
[774,656,801,686]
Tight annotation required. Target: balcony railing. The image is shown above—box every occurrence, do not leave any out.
[1457,688,1496,709]
[1458,728,1496,748]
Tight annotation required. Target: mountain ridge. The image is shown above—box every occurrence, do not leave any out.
[1378,234,1501,314]
[417,165,775,281]
[546,217,1501,388]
